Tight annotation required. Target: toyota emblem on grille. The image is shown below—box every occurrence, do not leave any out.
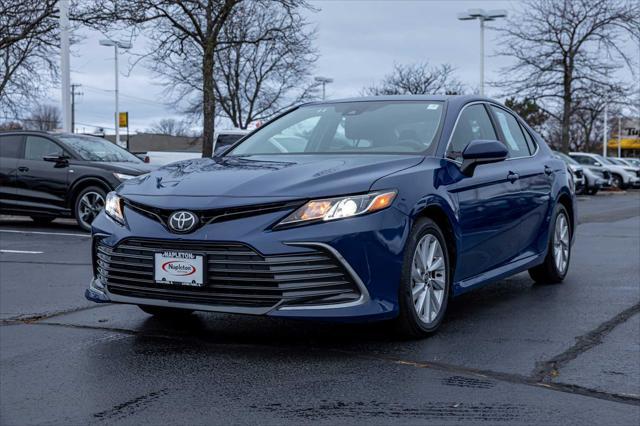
[168,211,198,233]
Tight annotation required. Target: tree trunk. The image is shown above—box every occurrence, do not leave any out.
[202,46,215,157]
[560,59,573,154]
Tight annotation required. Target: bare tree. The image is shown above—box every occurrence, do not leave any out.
[78,0,309,157]
[24,104,61,131]
[148,118,192,136]
[363,63,465,96]
[0,0,59,116]
[213,2,318,129]
[495,0,639,153]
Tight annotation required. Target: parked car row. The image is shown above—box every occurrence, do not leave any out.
[553,150,640,195]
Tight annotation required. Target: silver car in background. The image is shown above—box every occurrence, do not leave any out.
[554,151,607,195]
[570,152,640,190]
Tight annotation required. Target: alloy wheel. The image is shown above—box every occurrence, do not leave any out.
[553,213,570,274]
[411,233,447,325]
[78,191,105,228]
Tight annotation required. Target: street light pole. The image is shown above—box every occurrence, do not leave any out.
[457,9,507,96]
[59,0,71,132]
[617,116,622,158]
[602,101,608,157]
[314,76,334,100]
[99,39,131,148]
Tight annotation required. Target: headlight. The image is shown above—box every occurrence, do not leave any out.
[114,172,136,181]
[105,192,126,225]
[277,190,397,228]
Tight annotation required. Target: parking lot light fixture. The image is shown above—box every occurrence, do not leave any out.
[314,76,334,101]
[99,39,132,148]
[457,9,507,96]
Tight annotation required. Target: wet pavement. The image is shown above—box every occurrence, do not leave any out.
[1,192,639,425]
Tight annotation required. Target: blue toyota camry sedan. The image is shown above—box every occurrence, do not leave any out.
[86,95,576,337]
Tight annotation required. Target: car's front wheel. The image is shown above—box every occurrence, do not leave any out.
[74,186,106,232]
[396,217,451,338]
[138,305,194,317]
[611,174,626,190]
[528,205,571,284]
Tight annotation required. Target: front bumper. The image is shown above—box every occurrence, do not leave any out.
[86,203,410,322]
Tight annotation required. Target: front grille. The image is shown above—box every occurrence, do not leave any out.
[124,199,301,231]
[602,170,611,179]
[95,239,361,309]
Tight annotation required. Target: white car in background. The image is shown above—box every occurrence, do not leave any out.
[144,130,249,165]
[570,152,640,189]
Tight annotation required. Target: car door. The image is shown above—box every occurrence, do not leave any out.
[489,105,553,258]
[14,135,70,214]
[0,134,24,209]
[445,103,524,281]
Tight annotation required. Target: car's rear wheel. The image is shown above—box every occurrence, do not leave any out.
[74,186,106,232]
[138,305,194,317]
[30,216,54,226]
[529,205,571,284]
[586,187,598,195]
[396,217,451,338]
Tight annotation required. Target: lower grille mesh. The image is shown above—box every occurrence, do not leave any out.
[95,239,361,309]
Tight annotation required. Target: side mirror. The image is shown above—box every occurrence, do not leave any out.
[43,155,69,167]
[593,161,601,167]
[460,140,508,175]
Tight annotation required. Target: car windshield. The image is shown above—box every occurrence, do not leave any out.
[594,154,614,165]
[554,151,579,165]
[57,135,141,162]
[228,101,445,156]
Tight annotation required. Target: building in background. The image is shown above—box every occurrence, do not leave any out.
[608,118,640,157]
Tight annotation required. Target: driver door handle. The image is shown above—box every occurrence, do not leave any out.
[17,166,29,173]
[507,171,519,183]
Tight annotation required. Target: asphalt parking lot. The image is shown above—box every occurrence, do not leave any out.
[1,192,639,425]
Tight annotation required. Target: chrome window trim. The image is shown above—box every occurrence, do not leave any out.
[442,101,539,165]
[279,241,370,310]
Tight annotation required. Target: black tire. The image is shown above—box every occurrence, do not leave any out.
[395,217,452,338]
[138,305,194,317]
[587,187,598,195]
[611,174,625,190]
[528,204,571,284]
[30,216,54,226]
[73,186,107,232]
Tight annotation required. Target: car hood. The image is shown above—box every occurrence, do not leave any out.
[84,161,157,175]
[118,154,423,205]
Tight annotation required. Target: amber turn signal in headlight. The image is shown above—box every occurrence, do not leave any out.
[277,190,397,227]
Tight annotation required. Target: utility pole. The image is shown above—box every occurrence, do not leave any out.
[59,0,71,132]
[71,84,82,133]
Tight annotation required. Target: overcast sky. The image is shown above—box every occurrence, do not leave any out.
[46,0,637,134]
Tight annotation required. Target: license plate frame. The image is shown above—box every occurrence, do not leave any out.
[154,251,205,287]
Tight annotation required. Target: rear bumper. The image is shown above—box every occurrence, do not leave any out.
[86,204,410,322]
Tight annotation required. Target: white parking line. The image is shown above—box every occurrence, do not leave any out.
[0,229,90,238]
[0,249,44,254]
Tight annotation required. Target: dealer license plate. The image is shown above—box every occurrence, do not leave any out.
[154,251,204,286]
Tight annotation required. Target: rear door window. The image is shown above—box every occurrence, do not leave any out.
[0,135,24,158]
[490,106,531,157]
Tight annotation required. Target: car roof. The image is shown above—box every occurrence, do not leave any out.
[300,94,498,107]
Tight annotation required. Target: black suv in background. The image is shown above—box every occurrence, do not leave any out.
[0,131,154,231]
